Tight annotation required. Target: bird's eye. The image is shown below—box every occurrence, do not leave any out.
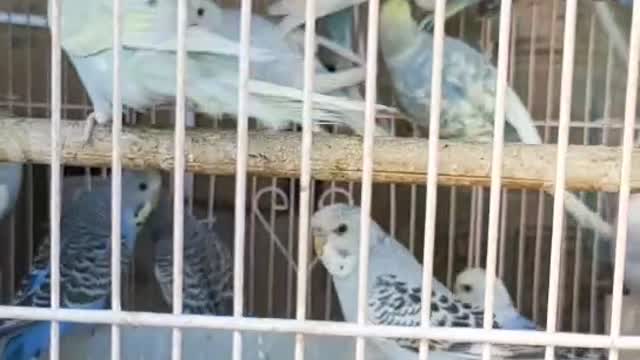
[462,284,472,293]
[197,7,205,16]
[335,223,348,235]
[138,182,148,191]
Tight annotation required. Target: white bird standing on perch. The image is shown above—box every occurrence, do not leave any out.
[49,0,396,143]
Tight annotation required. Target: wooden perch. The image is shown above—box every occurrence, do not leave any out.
[0,117,637,192]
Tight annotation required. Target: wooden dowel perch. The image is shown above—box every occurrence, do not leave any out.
[0,117,637,192]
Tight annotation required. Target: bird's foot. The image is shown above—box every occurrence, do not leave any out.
[82,112,109,145]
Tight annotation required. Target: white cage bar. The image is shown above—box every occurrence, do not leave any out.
[1,0,640,359]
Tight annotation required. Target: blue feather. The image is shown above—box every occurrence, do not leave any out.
[500,314,538,330]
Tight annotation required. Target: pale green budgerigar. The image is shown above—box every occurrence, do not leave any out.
[50,0,396,142]
[379,0,613,239]
[311,203,606,359]
[199,3,365,97]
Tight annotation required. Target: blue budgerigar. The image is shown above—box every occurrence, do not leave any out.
[148,198,233,315]
[50,0,396,143]
[312,203,606,359]
[0,170,162,360]
[379,0,613,240]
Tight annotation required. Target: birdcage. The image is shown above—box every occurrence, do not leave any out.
[0,0,638,359]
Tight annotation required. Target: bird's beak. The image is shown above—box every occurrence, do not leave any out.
[312,228,327,257]
[135,202,154,228]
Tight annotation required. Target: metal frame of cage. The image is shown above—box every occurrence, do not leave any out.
[0,0,640,360]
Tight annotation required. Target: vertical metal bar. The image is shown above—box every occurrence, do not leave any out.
[591,42,615,334]
[110,0,124,357]
[544,0,578,358]
[534,0,559,322]
[48,0,62,358]
[446,188,457,288]
[294,0,317,356]
[608,2,640,359]
[481,1,513,359]
[233,0,253,358]
[355,0,382,358]
[419,0,445,359]
[518,0,537,309]
[171,0,188,358]
[573,12,597,333]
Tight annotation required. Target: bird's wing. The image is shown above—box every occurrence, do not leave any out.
[368,273,489,353]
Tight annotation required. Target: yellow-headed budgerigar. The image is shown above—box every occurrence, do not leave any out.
[311,203,606,359]
[379,0,613,239]
[0,170,162,360]
[50,0,396,142]
[147,197,233,315]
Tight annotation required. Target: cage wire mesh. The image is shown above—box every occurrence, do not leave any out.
[0,0,638,358]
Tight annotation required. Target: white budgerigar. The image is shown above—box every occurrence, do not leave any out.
[379,0,613,239]
[311,203,606,359]
[454,267,538,330]
[51,0,396,142]
[197,2,365,98]
[454,267,609,359]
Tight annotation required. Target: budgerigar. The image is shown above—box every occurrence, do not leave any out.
[51,0,395,142]
[148,197,233,315]
[379,0,614,239]
[311,203,606,359]
[454,267,538,330]
[454,267,609,358]
[0,163,22,222]
[197,3,365,98]
[0,170,162,360]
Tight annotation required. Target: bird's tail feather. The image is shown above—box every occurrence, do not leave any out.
[562,190,614,239]
[504,87,614,239]
[504,87,543,144]
[315,67,365,94]
[191,78,396,135]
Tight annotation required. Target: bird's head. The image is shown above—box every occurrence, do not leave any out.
[188,0,223,29]
[116,170,162,253]
[310,203,386,278]
[380,0,419,58]
[454,267,514,311]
